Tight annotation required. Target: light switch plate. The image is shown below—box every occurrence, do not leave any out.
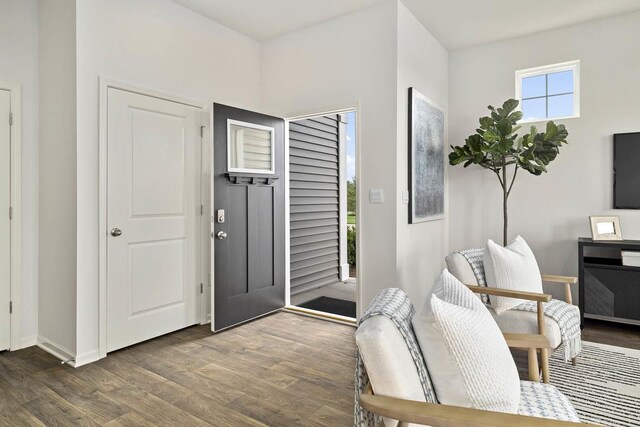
[369,189,384,204]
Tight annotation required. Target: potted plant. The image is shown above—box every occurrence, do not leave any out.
[449,99,569,245]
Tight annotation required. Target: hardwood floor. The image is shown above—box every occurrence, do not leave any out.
[0,312,356,427]
[581,318,640,350]
[1,312,637,426]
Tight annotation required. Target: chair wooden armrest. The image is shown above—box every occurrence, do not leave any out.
[465,285,552,303]
[541,274,577,284]
[466,285,552,383]
[504,333,552,382]
[541,274,578,305]
[503,333,551,350]
[360,384,583,427]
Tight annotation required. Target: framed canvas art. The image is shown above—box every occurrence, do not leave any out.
[408,87,445,223]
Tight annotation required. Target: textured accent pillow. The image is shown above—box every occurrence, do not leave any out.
[484,236,543,314]
[412,269,521,413]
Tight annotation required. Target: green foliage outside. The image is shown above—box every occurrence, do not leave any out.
[347,179,356,213]
[448,99,569,245]
[347,213,356,225]
[347,226,356,266]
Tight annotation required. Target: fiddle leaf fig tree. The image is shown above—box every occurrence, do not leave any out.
[449,99,569,246]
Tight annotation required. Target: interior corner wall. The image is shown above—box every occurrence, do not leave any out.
[448,11,640,300]
[0,0,39,347]
[74,0,261,361]
[260,1,399,314]
[38,0,78,355]
[396,2,448,307]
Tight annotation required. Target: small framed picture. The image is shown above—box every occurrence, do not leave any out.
[589,216,623,241]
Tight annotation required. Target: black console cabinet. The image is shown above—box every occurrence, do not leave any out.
[578,238,640,327]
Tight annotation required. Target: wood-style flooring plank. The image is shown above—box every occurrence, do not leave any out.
[0,310,636,427]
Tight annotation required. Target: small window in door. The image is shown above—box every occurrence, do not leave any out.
[227,119,275,174]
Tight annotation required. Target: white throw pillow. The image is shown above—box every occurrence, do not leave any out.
[412,269,521,413]
[484,236,543,314]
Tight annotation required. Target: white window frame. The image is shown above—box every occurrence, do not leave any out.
[226,119,275,174]
[515,60,580,123]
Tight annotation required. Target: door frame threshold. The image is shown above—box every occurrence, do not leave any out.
[284,305,356,327]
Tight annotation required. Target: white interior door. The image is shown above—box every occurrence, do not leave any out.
[106,88,201,352]
[0,89,10,351]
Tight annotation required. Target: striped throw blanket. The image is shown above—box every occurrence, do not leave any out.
[355,288,437,427]
[458,248,581,362]
[512,300,581,362]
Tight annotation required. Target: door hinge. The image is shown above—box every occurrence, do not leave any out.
[200,204,203,215]
[200,126,205,138]
[200,283,204,294]
[8,206,13,220]
[9,112,13,126]
[9,301,12,314]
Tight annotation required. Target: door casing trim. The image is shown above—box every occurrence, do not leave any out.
[98,77,207,359]
[0,80,22,350]
[284,104,362,320]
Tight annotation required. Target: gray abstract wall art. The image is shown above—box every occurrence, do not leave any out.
[408,87,444,223]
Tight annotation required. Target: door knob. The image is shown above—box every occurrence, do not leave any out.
[216,231,228,240]
[110,228,123,237]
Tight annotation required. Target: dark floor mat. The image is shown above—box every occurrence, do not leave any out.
[298,296,356,318]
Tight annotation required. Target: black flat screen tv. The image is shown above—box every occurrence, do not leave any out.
[614,132,640,209]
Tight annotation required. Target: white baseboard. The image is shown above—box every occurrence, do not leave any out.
[20,334,37,349]
[72,349,101,367]
[37,335,75,365]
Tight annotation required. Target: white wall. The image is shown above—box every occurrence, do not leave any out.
[262,1,449,311]
[448,11,640,300]
[38,0,77,355]
[74,0,262,362]
[0,0,39,347]
[261,1,400,313]
[395,2,448,307]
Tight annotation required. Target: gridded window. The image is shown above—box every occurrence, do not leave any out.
[516,61,580,122]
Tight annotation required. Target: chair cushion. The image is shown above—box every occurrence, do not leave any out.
[489,305,563,349]
[484,236,543,314]
[518,381,580,422]
[355,315,426,427]
[413,269,521,413]
[445,252,479,286]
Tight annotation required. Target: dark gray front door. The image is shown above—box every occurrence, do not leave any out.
[213,103,285,331]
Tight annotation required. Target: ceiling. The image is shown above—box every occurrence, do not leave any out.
[170,0,386,42]
[171,0,640,49]
[402,0,640,50]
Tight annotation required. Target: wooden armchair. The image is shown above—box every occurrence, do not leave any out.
[446,252,580,380]
[355,288,585,427]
